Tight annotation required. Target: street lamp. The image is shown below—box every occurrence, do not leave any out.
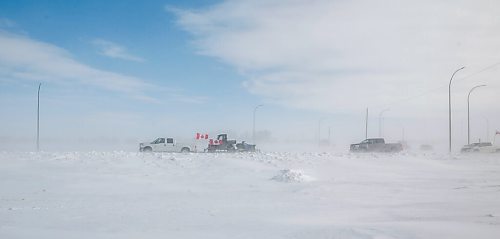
[467,84,486,144]
[252,104,264,144]
[378,108,390,137]
[448,66,465,153]
[365,108,369,139]
[318,118,327,146]
[37,83,41,152]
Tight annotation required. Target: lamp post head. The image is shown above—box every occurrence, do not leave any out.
[254,104,264,111]
[379,108,390,117]
[453,66,466,76]
[469,84,487,95]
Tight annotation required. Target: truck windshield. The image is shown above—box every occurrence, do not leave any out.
[152,138,165,144]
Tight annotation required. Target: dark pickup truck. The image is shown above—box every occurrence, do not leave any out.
[350,138,403,153]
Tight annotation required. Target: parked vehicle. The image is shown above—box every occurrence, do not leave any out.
[206,134,256,152]
[478,144,500,153]
[419,144,434,151]
[461,142,500,153]
[139,137,194,153]
[236,141,257,152]
[350,138,403,153]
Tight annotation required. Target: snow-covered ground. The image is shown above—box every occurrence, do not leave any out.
[1,151,499,238]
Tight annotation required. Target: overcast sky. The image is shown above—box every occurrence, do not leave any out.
[1,0,499,151]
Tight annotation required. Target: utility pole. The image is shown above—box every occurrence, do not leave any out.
[402,127,405,141]
[318,118,326,147]
[448,66,465,153]
[365,108,369,139]
[252,104,263,144]
[37,83,41,152]
[328,127,331,146]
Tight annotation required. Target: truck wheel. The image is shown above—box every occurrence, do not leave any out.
[142,147,152,152]
[181,147,190,153]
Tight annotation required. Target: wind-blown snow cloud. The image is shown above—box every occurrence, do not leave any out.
[92,39,145,62]
[171,0,500,115]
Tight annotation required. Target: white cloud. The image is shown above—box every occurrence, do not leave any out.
[171,0,500,116]
[0,30,151,96]
[92,39,145,62]
[0,30,209,105]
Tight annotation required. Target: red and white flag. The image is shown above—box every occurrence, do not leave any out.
[196,133,209,140]
[209,139,221,145]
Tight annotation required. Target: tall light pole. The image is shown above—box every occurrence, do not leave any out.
[378,108,390,137]
[365,108,369,139]
[448,66,465,153]
[252,104,264,144]
[467,84,486,144]
[328,127,331,145]
[37,83,41,152]
[318,118,327,146]
[401,127,405,141]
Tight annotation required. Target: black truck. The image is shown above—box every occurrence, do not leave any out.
[206,134,256,153]
[350,138,403,153]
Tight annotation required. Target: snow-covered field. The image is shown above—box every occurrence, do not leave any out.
[1,151,499,238]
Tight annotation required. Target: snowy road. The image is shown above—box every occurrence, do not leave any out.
[1,152,499,238]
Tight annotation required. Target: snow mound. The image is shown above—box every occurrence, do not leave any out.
[271,169,313,183]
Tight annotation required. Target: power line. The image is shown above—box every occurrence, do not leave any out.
[457,61,500,83]
[372,60,500,110]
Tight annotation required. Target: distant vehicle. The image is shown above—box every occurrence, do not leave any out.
[419,144,434,151]
[139,137,194,153]
[350,138,403,153]
[478,144,500,153]
[461,142,500,153]
[236,141,257,152]
[206,134,256,152]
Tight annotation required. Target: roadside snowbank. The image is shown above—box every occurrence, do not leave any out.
[271,169,314,183]
[1,151,499,239]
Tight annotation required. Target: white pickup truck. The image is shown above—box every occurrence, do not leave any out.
[139,137,195,153]
[461,142,500,153]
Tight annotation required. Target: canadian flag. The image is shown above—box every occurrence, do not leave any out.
[196,133,209,140]
[209,139,221,145]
